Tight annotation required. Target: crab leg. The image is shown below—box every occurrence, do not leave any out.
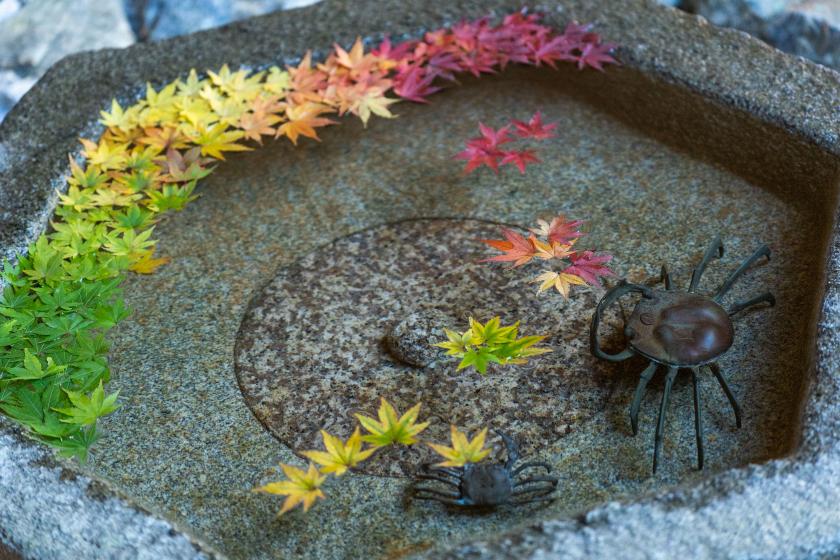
[412,493,465,507]
[512,461,552,476]
[421,463,462,478]
[514,475,558,487]
[512,495,556,505]
[660,265,673,290]
[412,487,460,500]
[707,362,742,428]
[630,361,658,436]
[513,487,556,499]
[415,473,460,487]
[653,366,679,473]
[728,292,775,316]
[689,237,724,292]
[496,430,520,470]
[691,367,705,470]
[713,245,771,301]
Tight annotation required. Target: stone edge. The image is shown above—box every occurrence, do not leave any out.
[0,0,837,558]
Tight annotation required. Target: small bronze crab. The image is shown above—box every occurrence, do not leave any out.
[590,237,774,473]
[411,432,557,507]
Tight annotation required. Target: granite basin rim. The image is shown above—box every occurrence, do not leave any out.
[0,0,838,559]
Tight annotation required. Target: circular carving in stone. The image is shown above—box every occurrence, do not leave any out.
[235,218,612,477]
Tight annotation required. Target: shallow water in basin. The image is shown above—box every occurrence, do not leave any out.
[80,66,827,559]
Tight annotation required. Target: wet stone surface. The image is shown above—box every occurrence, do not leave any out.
[235,219,613,477]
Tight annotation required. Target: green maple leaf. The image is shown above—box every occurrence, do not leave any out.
[457,347,502,375]
[53,381,120,426]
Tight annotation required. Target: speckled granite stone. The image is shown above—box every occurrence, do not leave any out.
[0,1,839,559]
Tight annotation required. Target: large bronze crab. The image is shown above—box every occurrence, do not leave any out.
[590,238,774,472]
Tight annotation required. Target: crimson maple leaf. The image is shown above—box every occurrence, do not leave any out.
[480,228,538,267]
[575,42,618,71]
[512,111,557,140]
[393,65,442,103]
[454,145,502,174]
[563,250,615,285]
[500,149,539,173]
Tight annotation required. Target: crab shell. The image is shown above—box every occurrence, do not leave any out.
[459,463,514,506]
[625,290,734,367]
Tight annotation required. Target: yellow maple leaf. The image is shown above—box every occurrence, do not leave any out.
[428,425,491,467]
[354,90,398,127]
[301,427,376,476]
[255,463,327,516]
[532,270,586,298]
[128,251,171,274]
[80,138,127,171]
[355,398,429,448]
[100,99,140,132]
[189,123,250,160]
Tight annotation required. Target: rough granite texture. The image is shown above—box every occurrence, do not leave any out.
[0,0,838,559]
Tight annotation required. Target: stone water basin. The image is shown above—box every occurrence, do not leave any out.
[1,1,839,559]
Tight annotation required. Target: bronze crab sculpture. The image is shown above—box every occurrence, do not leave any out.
[411,431,557,508]
[590,238,774,473]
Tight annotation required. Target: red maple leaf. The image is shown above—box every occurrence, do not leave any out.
[480,228,538,267]
[563,250,615,285]
[454,144,502,174]
[393,65,443,103]
[512,111,557,140]
[500,149,540,173]
[575,42,618,71]
[531,216,586,245]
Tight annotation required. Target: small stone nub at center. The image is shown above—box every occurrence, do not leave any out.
[383,309,453,368]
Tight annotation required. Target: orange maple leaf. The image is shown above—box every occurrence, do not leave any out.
[276,103,336,145]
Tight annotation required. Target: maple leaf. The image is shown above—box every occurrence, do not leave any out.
[530,216,585,245]
[301,427,376,476]
[500,149,540,173]
[575,42,618,71]
[66,157,107,190]
[176,69,206,97]
[355,398,429,448]
[433,327,480,356]
[469,316,517,346]
[531,237,576,261]
[100,99,139,132]
[53,381,120,426]
[190,123,250,160]
[159,147,213,183]
[80,138,127,171]
[480,228,538,267]
[532,270,587,298]
[138,126,190,151]
[454,144,501,174]
[512,111,557,140]
[457,347,502,374]
[239,110,281,143]
[286,52,328,106]
[128,250,171,274]
[207,64,265,102]
[563,250,615,286]
[473,123,513,150]
[104,227,156,259]
[428,425,491,467]
[333,37,375,74]
[393,65,442,103]
[353,90,399,126]
[263,66,291,95]
[276,103,336,145]
[255,462,327,516]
